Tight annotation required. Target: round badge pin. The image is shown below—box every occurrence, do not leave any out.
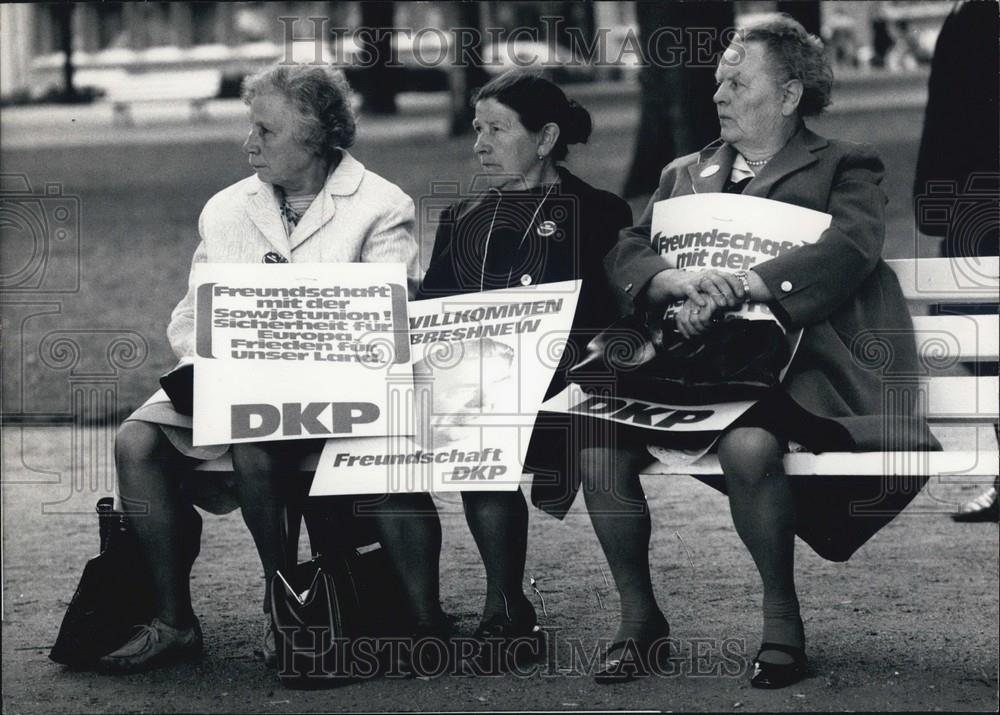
[537,220,557,237]
[520,274,533,286]
[699,165,720,178]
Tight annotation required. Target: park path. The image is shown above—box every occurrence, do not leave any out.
[1,425,997,713]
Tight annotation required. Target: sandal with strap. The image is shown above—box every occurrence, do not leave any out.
[750,642,808,689]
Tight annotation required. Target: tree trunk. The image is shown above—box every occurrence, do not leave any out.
[56,2,78,100]
[357,1,399,115]
[447,2,490,137]
[776,1,822,36]
[623,1,734,199]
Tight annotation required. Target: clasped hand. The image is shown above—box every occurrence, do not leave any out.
[647,269,747,340]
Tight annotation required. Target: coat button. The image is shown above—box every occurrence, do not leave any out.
[263,251,288,263]
[780,280,793,292]
[520,274,532,286]
[537,220,556,237]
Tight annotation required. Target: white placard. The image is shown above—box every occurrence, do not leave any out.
[311,281,581,495]
[651,192,832,323]
[192,263,411,446]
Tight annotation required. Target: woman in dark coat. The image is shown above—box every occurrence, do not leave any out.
[375,70,632,673]
[582,16,938,687]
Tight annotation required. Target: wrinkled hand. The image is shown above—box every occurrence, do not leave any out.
[646,269,746,311]
[674,296,721,339]
[680,270,745,310]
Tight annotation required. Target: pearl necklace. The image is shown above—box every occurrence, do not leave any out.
[744,156,771,168]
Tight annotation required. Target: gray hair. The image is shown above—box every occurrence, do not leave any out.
[737,13,833,117]
[241,64,356,160]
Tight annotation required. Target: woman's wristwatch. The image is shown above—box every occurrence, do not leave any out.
[734,270,752,303]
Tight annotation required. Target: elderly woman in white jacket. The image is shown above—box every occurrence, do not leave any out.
[100,64,420,673]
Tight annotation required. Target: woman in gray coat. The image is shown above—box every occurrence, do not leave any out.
[583,15,937,687]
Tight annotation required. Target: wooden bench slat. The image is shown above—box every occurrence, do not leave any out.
[911,315,999,361]
[888,256,999,303]
[194,417,997,475]
[927,376,999,421]
[641,450,999,477]
[197,453,318,473]
[193,449,998,477]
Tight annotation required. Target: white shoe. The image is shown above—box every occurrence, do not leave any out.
[99,617,203,674]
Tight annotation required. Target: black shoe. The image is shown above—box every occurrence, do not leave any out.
[951,487,999,523]
[750,642,808,689]
[468,610,545,674]
[395,618,454,679]
[593,620,671,685]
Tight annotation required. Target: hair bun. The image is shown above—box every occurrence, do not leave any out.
[562,99,593,146]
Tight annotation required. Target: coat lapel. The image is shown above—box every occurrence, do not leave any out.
[288,150,366,251]
[744,125,827,198]
[287,191,333,251]
[244,179,289,257]
[686,141,736,194]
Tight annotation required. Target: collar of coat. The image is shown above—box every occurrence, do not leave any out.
[450,166,587,224]
[686,123,829,198]
[242,149,366,255]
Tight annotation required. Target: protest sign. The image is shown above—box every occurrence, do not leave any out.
[540,382,754,464]
[192,263,411,446]
[651,192,831,323]
[310,281,581,495]
[541,383,755,435]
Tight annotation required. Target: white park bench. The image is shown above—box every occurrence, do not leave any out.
[194,256,999,509]
[644,256,999,479]
[107,70,221,125]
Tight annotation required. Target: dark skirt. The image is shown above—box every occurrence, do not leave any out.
[526,410,591,519]
[693,391,930,562]
[530,391,931,563]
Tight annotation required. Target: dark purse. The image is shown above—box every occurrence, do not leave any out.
[159,361,193,415]
[49,498,155,667]
[270,497,407,688]
[51,498,202,667]
[568,310,791,404]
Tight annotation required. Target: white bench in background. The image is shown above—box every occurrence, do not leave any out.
[107,70,221,125]
[195,257,999,482]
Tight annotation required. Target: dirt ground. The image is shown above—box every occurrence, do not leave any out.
[2,425,997,713]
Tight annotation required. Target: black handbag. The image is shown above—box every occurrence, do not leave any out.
[159,362,193,415]
[49,498,155,667]
[568,311,791,404]
[51,498,202,668]
[270,497,407,688]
